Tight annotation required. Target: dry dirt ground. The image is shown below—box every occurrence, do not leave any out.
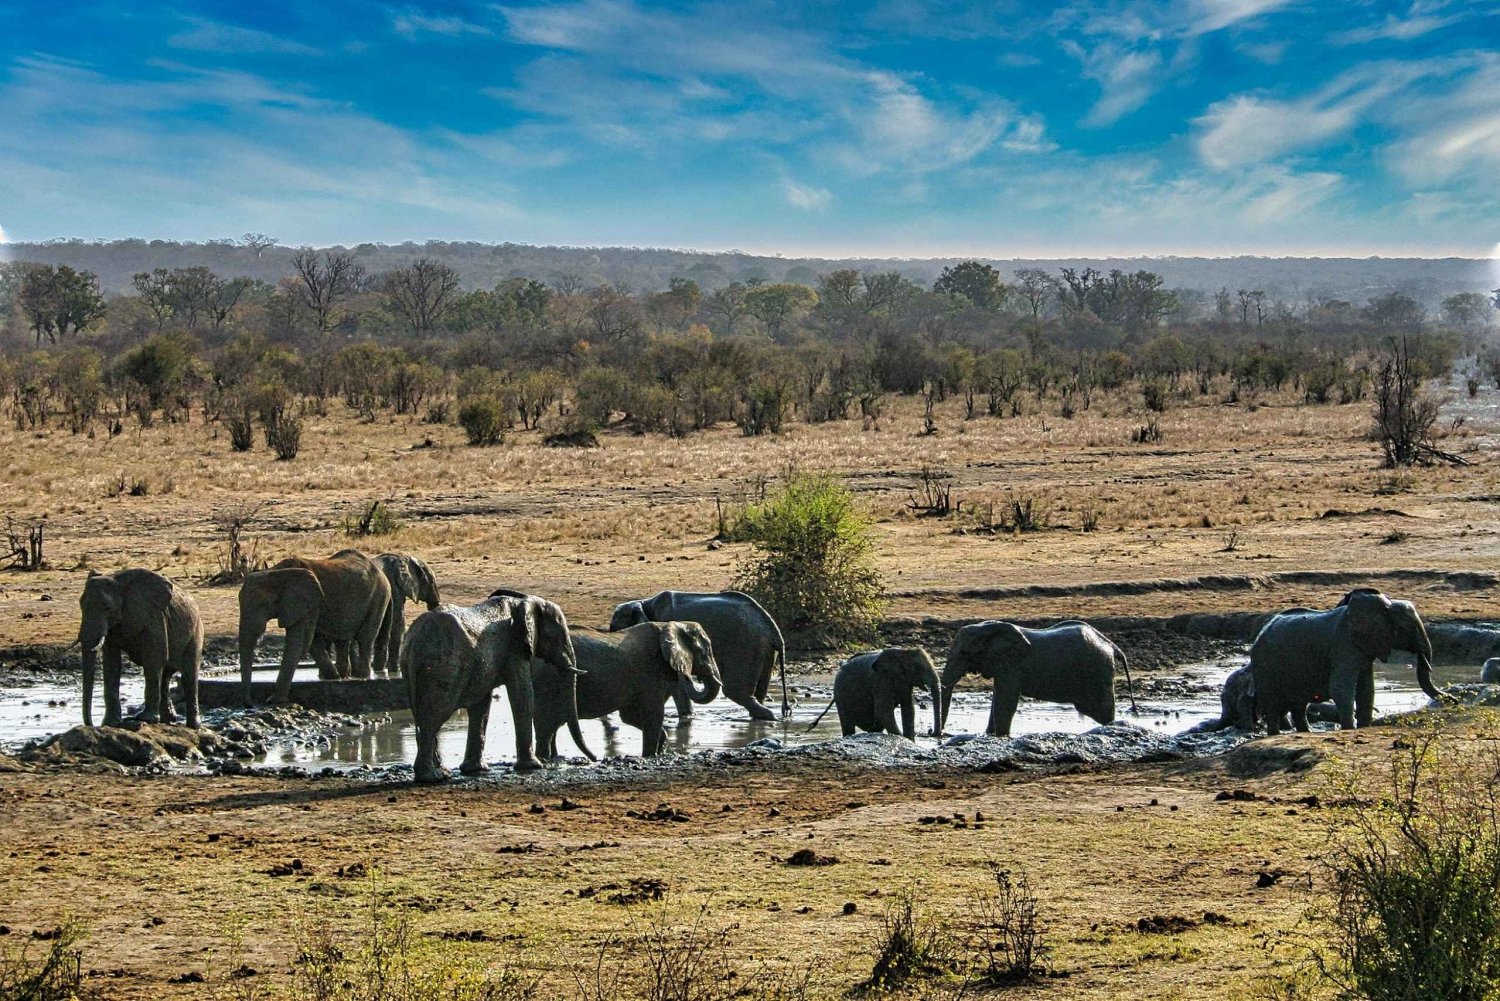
[0,387,1498,997]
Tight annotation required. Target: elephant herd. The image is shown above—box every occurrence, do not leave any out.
[73,560,1459,782]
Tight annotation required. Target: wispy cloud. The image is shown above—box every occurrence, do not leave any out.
[1063,41,1162,126]
[782,178,831,210]
[390,7,493,37]
[1333,1,1473,44]
[166,16,322,56]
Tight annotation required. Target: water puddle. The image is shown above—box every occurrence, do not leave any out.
[2,658,1479,771]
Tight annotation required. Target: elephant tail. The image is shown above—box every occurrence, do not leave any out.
[1114,643,1138,714]
[777,644,789,718]
[806,695,836,732]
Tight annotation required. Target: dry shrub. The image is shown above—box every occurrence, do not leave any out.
[865,886,958,990]
[968,865,1048,986]
[0,918,87,1001]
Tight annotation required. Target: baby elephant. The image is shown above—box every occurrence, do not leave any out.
[813,648,941,740]
[77,568,203,728]
[1483,658,1500,684]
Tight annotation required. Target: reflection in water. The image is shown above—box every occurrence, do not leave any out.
[0,659,1482,769]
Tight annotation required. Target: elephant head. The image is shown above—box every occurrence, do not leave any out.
[1339,589,1443,701]
[78,570,173,727]
[873,648,942,738]
[659,621,722,704]
[608,600,649,631]
[389,554,441,610]
[238,567,324,704]
[940,621,1031,727]
[512,594,578,677]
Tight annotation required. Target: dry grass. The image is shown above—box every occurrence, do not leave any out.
[1,385,1497,645]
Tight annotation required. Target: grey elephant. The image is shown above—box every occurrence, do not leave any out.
[535,621,722,759]
[238,549,391,704]
[1483,658,1500,683]
[77,568,203,729]
[940,620,1135,736]
[401,592,592,782]
[808,647,942,740]
[1251,589,1446,732]
[312,553,441,677]
[609,590,786,720]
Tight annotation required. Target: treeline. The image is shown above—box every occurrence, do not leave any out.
[0,252,1496,452]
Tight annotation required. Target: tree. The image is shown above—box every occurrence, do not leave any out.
[290,248,366,334]
[166,266,219,330]
[383,258,460,335]
[646,277,701,332]
[241,233,279,258]
[117,332,195,411]
[933,260,1008,312]
[744,283,817,340]
[132,269,175,331]
[206,275,254,330]
[1013,268,1058,318]
[17,264,106,344]
[1372,336,1457,467]
[1363,292,1424,331]
[707,282,749,334]
[1442,292,1491,329]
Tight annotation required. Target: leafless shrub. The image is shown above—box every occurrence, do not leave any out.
[865,886,958,990]
[968,864,1048,986]
[207,502,267,585]
[907,465,959,517]
[2,515,46,571]
[1371,336,1466,467]
[1132,418,1163,444]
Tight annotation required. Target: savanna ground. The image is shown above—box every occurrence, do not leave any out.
[1,383,1499,998]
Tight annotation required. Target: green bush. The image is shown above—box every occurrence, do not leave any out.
[0,918,86,1001]
[732,473,886,647]
[1286,725,1500,1001]
[458,396,507,446]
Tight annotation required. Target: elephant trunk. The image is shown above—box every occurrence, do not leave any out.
[926,668,942,739]
[560,662,596,762]
[238,621,262,707]
[78,619,106,728]
[1415,644,1443,702]
[683,667,722,706]
[939,657,969,729]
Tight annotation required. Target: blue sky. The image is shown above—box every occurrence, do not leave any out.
[0,0,1497,256]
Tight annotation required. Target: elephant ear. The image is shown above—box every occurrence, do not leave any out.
[659,623,695,682]
[1344,589,1395,660]
[123,571,175,624]
[392,557,419,601]
[276,569,324,627]
[510,598,539,663]
[414,558,440,606]
[528,597,573,669]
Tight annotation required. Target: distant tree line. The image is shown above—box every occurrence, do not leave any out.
[0,248,1496,461]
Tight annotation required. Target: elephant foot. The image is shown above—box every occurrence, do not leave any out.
[744,705,778,722]
[512,756,544,774]
[317,668,339,681]
[414,766,451,784]
[459,761,487,777]
[101,716,122,729]
[135,711,161,725]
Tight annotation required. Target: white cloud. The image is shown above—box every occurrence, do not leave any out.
[1386,60,1500,184]
[1063,40,1162,126]
[391,7,493,37]
[1333,1,1474,44]
[1188,0,1294,35]
[782,178,831,210]
[166,17,321,56]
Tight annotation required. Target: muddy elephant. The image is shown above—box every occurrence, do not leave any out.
[401,593,593,782]
[374,554,441,675]
[809,648,941,740]
[536,622,721,759]
[1482,658,1500,684]
[609,590,785,720]
[238,549,391,704]
[77,569,203,728]
[1250,588,1446,733]
[940,620,1135,737]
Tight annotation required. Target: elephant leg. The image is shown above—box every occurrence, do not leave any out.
[178,638,201,730]
[157,666,179,723]
[671,687,693,719]
[640,704,666,757]
[503,675,544,773]
[102,643,124,727]
[275,624,313,703]
[460,698,492,776]
[311,637,338,680]
[754,650,774,704]
[988,677,1022,737]
[1356,667,1376,728]
[1290,704,1311,732]
[837,707,855,736]
[1329,653,1365,730]
[900,697,916,741]
[413,712,449,784]
[137,652,162,724]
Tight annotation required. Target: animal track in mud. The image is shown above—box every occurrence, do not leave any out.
[626,803,691,822]
[784,848,839,867]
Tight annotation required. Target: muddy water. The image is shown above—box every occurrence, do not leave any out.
[2,659,1479,770]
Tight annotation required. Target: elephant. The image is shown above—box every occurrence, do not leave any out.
[535,621,722,759]
[77,569,203,728]
[312,553,441,677]
[808,647,941,740]
[1483,658,1500,683]
[608,590,785,721]
[939,620,1135,737]
[401,592,593,782]
[374,553,440,676]
[238,549,391,704]
[1250,588,1446,733]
